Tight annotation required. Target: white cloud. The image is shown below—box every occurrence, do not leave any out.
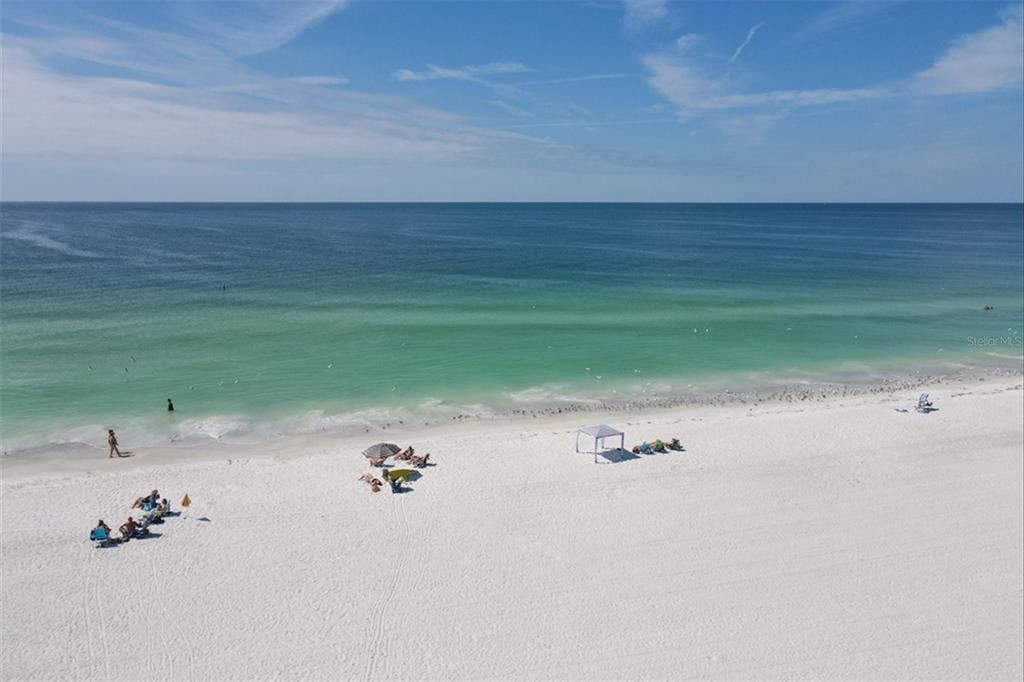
[915,5,1024,95]
[642,51,887,120]
[518,73,638,86]
[290,75,349,86]
[675,33,703,52]
[623,0,668,30]
[790,1,893,43]
[184,0,348,56]
[489,100,535,117]
[392,62,530,82]
[728,22,764,65]
[0,47,483,163]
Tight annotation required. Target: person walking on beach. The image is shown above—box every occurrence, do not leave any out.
[167,398,174,412]
[107,429,122,458]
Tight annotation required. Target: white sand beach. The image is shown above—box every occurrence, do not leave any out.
[2,378,1022,681]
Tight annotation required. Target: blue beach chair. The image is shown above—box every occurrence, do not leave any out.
[90,526,118,548]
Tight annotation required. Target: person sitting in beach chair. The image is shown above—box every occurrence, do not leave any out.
[368,457,389,468]
[136,511,157,534]
[409,453,430,468]
[394,446,414,461]
[669,438,684,451]
[148,503,166,524]
[90,521,117,546]
[119,517,138,542]
[638,442,654,455]
[915,393,934,413]
[652,440,668,453]
[131,490,161,511]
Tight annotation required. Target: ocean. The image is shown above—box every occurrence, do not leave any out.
[1,203,1021,453]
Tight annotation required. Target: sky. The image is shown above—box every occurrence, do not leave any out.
[1,0,1022,201]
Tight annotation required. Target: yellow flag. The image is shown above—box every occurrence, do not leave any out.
[181,494,191,508]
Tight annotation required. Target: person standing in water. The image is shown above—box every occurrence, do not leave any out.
[107,429,122,458]
[167,398,174,412]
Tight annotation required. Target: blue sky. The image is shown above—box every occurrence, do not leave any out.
[2,1,1022,201]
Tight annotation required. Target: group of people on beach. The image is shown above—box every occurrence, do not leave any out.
[360,446,432,493]
[90,488,174,546]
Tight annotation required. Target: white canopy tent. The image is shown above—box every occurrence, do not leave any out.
[575,424,625,463]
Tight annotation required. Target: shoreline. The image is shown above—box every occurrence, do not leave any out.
[3,344,1021,456]
[4,371,1021,481]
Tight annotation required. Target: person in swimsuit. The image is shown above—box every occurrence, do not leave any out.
[108,429,122,458]
[119,517,138,541]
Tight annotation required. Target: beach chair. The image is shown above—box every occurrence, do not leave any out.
[90,527,118,548]
[638,442,654,455]
[915,393,934,413]
[134,512,157,537]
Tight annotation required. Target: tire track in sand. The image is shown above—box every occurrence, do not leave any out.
[362,491,412,681]
[146,520,197,675]
[92,540,113,681]
[139,544,177,675]
[133,551,162,678]
[81,543,98,679]
[384,494,435,680]
[147,544,197,680]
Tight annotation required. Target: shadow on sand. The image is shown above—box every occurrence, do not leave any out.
[594,448,641,464]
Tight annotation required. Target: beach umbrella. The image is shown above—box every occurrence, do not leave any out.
[362,442,400,459]
[387,469,418,482]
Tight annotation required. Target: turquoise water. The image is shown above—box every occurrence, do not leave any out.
[1,203,1022,450]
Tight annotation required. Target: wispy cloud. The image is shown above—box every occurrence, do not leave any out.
[642,50,887,121]
[489,99,535,117]
[728,22,764,64]
[643,5,1023,127]
[0,4,539,175]
[392,62,530,83]
[623,0,668,31]
[290,75,349,86]
[1,45,483,163]
[518,73,640,86]
[675,33,703,52]
[914,4,1023,95]
[184,0,347,56]
[790,1,894,43]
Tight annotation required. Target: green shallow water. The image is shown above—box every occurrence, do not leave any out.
[1,203,1021,450]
